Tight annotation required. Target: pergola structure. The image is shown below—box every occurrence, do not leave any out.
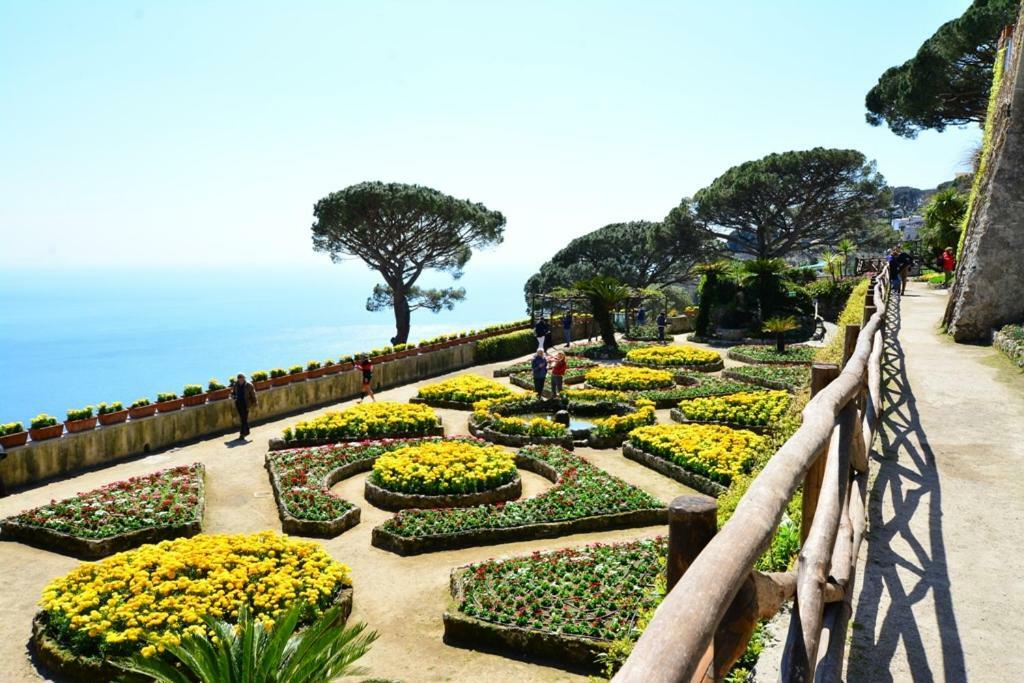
[530,287,668,336]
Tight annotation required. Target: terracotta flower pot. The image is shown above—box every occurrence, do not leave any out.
[183,393,207,407]
[308,367,328,378]
[253,379,272,391]
[289,371,310,382]
[64,417,98,433]
[207,388,232,401]
[129,404,158,419]
[155,398,184,413]
[0,431,28,448]
[29,424,64,442]
[98,410,129,426]
[322,364,342,375]
[337,362,354,371]
[270,376,291,387]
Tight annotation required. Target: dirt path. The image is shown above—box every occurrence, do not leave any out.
[846,284,1024,682]
[0,339,721,683]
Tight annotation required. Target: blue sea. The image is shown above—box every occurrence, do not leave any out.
[0,264,533,425]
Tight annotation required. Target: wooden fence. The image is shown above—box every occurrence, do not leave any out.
[615,267,891,682]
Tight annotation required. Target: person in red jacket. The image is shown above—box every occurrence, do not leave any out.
[354,354,376,402]
[549,351,568,397]
[942,247,956,288]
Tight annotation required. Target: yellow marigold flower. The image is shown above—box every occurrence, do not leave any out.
[625,345,721,367]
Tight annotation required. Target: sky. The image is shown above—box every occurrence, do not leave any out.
[0,0,983,278]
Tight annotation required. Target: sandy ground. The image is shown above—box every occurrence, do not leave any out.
[0,336,731,683]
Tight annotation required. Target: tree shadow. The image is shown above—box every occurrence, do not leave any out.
[847,300,966,681]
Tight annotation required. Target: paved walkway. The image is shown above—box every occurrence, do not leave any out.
[847,283,1024,681]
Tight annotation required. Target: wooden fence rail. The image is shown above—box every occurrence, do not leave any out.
[614,268,891,683]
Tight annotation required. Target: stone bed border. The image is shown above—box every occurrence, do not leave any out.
[30,586,354,683]
[442,568,610,673]
[726,347,814,366]
[722,369,804,393]
[467,417,575,450]
[370,454,667,556]
[622,359,724,373]
[363,474,523,512]
[268,425,444,451]
[668,408,770,434]
[621,442,728,498]
[0,467,206,560]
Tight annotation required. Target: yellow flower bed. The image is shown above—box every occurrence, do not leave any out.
[585,366,675,391]
[561,388,630,402]
[677,390,790,427]
[592,400,657,437]
[628,423,764,484]
[372,440,517,494]
[39,532,351,659]
[417,374,518,404]
[625,345,721,368]
[283,401,440,441]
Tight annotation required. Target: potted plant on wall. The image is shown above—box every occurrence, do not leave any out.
[270,368,290,387]
[251,371,271,391]
[182,384,206,407]
[207,378,231,401]
[65,406,98,433]
[322,359,341,375]
[97,402,129,426]
[129,398,157,419]
[306,360,325,378]
[337,355,354,371]
[288,364,308,382]
[154,392,183,413]
[0,422,28,448]
[29,414,63,441]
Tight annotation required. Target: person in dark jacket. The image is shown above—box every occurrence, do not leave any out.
[231,373,258,439]
[355,354,376,402]
[895,250,914,295]
[637,307,647,326]
[561,312,573,347]
[656,311,667,343]
[534,317,551,351]
[531,350,548,397]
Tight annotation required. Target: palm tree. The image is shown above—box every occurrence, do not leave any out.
[835,238,856,276]
[822,251,843,284]
[115,601,377,683]
[763,316,798,352]
[574,276,631,348]
[738,258,787,319]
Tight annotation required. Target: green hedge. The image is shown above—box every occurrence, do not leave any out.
[815,279,870,366]
[474,329,536,363]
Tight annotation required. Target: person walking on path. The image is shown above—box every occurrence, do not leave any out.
[355,354,376,402]
[230,373,258,439]
[895,249,914,295]
[531,350,548,398]
[561,311,573,347]
[534,317,550,351]
[942,247,956,288]
[656,311,667,343]
[887,247,902,294]
[637,306,647,327]
[550,351,567,397]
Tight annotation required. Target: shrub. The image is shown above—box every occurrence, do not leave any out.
[474,329,536,363]
[370,441,517,495]
[1,422,25,435]
[807,278,858,321]
[130,398,151,408]
[416,374,517,405]
[624,324,673,342]
[65,406,94,421]
[628,423,764,485]
[96,402,123,415]
[625,345,722,368]
[251,370,269,382]
[815,279,870,365]
[31,414,58,429]
[182,384,203,397]
[728,345,815,364]
[676,390,791,428]
[283,402,441,442]
[585,366,675,391]
[156,392,178,402]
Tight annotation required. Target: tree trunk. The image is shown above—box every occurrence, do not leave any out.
[594,304,618,348]
[392,288,411,345]
[776,333,786,353]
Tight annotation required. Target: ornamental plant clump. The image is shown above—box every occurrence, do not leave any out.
[628,423,764,485]
[457,537,667,641]
[37,531,351,660]
[31,414,58,429]
[562,388,630,403]
[633,377,764,404]
[379,445,663,539]
[270,368,287,378]
[7,464,204,539]
[585,366,675,391]
[306,360,322,371]
[677,390,791,428]
[625,345,722,368]
[370,441,517,495]
[283,402,441,442]
[156,392,178,402]
[130,398,151,408]
[182,384,203,397]
[96,402,124,415]
[207,378,226,391]
[2,422,25,435]
[729,344,815,364]
[416,374,518,405]
[592,402,657,438]
[251,370,270,382]
[726,365,811,390]
[289,365,304,375]
[471,408,569,438]
[66,406,94,421]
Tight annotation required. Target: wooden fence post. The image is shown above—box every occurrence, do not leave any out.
[842,324,861,367]
[801,363,840,544]
[862,304,876,328]
[667,495,719,590]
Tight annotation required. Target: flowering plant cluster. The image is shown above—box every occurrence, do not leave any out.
[6,464,203,539]
[592,401,657,438]
[628,423,764,485]
[266,437,484,522]
[470,396,570,438]
[495,357,596,377]
[623,324,672,342]
[625,345,721,368]
[676,390,791,428]
[633,376,762,403]
[564,341,654,360]
[282,401,440,442]
[457,537,667,640]
[38,532,351,660]
[729,344,815,364]
[726,365,810,390]
[416,374,518,405]
[371,441,517,495]
[379,445,662,539]
[585,366,675,391]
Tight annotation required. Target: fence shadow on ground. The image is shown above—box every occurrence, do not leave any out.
[847,296,966,682]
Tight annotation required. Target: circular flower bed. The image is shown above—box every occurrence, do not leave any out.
[413,374,518,408]
[585,366,675,391]
[370,440,517,495]
[34,532,351,666]
[624,345,723,371]
[727,344,815,365]
[722,365,810,392]
[626,423,764,487]
[672,390,791,429]
[282,401,442,444]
